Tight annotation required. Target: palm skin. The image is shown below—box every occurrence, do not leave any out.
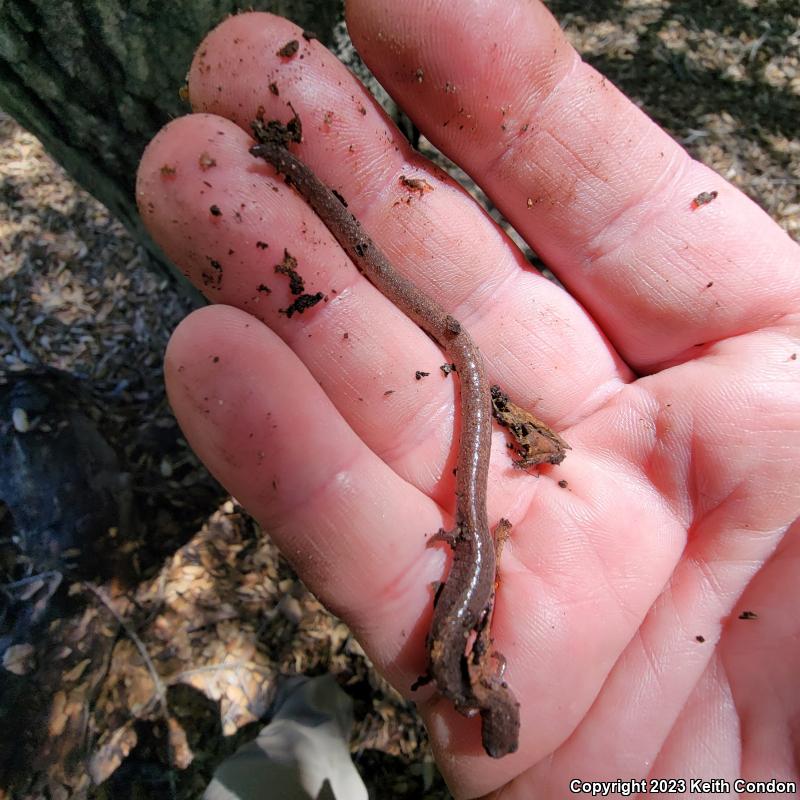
[136,1,800,797]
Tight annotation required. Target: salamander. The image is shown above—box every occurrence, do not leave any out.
[250,114,520,757]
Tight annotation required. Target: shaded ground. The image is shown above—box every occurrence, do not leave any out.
[1,2,798,798]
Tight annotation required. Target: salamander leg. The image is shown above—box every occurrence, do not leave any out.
[428,526,458,549]
[492,518,512,562]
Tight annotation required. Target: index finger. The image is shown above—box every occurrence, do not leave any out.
[347,0,800,371]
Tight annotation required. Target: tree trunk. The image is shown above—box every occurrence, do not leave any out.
[0,0,344,294]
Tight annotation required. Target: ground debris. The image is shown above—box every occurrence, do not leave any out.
[491,385,570,468]
[1,502,432,798]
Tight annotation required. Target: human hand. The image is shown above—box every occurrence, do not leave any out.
[136,1,800,797]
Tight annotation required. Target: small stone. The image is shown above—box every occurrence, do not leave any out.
[12,407,30,433]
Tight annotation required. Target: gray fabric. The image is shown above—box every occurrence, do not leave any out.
[204,675,368,800]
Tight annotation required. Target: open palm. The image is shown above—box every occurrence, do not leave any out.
[137,1,800,797]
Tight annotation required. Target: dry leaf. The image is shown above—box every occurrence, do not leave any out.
[48,691,69,737]
[63,658,91,682]
[167,716,194,769]
[88,721,138,785]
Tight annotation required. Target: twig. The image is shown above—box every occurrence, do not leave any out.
[748,23,770,62]
[83,582,176,799]
[1,570,62,593]
[83,582,168,711]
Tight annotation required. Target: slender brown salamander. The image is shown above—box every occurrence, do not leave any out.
[250,115,519,757]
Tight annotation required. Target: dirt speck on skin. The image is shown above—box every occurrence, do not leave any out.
[400,175,434,197]
[201,258,223,290]
[280,291,325,318]
[274,249,304,295]
[691,190,718,209]
[277,39,299,58]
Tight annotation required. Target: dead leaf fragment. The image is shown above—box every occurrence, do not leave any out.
[490,385,570,467]
[168,716,194,769]
[63,658,91,682]
[49,690,69,736]
[88,721,139,785]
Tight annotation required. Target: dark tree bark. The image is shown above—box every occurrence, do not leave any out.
[0,0,344,293]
